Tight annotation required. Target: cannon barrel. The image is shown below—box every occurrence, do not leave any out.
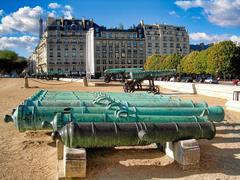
[24,98,208,108]
[53,121,216,148]
[5,104,224,132]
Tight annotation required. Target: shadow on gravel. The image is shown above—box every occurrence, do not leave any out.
[82,122,240,180]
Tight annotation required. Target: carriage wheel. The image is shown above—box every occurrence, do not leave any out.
[123,84,129,93]
[153,86,160,94]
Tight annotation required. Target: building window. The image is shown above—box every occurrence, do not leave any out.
[109,52,113,58]
[79,44,84,50]
[102,52,107,58]
[132,33,137,38]
[127,59,131,64]
[57,52,61,57]
[133,42,137,47]
[133,50,138,58]
[64,51,68,57]
[96,52,100,58]
[108,33,112,38]
[155,43,159,47]
[102,46,107,52]
[148,43,152,47]
[96,45,100,51]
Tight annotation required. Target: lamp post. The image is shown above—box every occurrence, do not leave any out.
[177,47,182,81]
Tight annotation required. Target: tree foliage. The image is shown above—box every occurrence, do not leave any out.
[0,50,28,74]
[180,51,199,74]
[144,54,181,70]
[144,41,240,78]
[206,41,239,77]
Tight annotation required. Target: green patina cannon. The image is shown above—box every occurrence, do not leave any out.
[24,90,208,108]
[104,68,143,83]
[4,90,224,135]
[52,121,216,148]
[124,69,176,93]
[5,104,224,132]
[4,90,224,132]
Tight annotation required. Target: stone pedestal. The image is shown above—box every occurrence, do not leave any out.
[165,139,200,170]
[63,146,86,178]
[83,77,88,87]
[24,77,29,88]
[56,140,64,160]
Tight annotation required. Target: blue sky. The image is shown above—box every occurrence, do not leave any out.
[0,0,239,57]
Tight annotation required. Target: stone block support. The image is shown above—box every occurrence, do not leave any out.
[165,139,200,170]
[63,146,86,178]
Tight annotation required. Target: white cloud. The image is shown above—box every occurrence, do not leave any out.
[190,32,240,43]
[48,10,56,18]
[0,10,4,16]
[0,36,38,52]
[175,0,204,10]
[0,6,43,35]
[168,11,180,17]
[63,5,73,19]
[48,3,61,9]
[175,0,240,27]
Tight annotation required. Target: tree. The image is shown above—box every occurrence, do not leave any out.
[0,50,18,73]
[206,41,238,78]
[144,54,168,70]
[0,50,27,74]
[161,54,182,70]
[194,48,209,74]
[118,24,124,30]
[180,51,199,74]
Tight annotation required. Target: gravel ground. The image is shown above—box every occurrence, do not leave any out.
[0,78,239,180]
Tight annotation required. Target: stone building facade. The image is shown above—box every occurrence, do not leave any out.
[139,21,189,57]
[31,17,189,77]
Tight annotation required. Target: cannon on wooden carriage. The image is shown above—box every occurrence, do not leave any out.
[104,68,143,83]
[123,69,176,93]
[35,70,67,80]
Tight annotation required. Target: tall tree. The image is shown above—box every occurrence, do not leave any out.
[207,41,238,78]
[180,51,199,74]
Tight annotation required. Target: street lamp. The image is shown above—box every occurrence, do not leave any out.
[177,47,182,80]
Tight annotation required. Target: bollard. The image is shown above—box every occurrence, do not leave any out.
[83,77,88,87]
[233,91,240,101]
[24,76,29,88]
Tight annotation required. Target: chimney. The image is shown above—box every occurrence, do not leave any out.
[140,19,144,26]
